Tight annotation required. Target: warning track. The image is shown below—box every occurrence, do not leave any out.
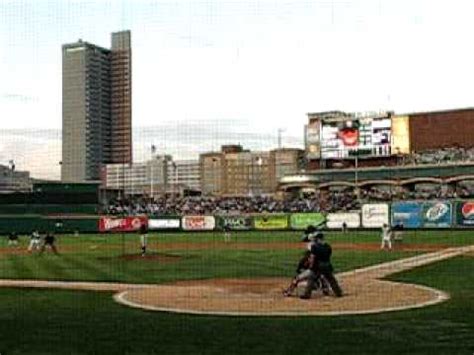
[0,245,472,316]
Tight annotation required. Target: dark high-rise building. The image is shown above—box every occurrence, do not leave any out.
[61,30,132,182]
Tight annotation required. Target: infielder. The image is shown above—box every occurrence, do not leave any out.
[28,230,42,252]
[223,223,231,242]
[380,223,393,250]
[7,232,19,246]
[40,232,59,255]
[139,224,148,257]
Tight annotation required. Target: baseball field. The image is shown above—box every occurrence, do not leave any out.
[0,230,472,354]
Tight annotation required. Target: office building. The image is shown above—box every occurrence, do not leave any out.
[62,30,132,182]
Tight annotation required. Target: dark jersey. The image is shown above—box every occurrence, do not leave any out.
[310,242,333,272]
[8,233,18,241]
[44,234,55,245]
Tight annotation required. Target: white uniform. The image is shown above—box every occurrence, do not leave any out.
[28,231,41,252]
[140,234,148,256]
[381,225,392,250]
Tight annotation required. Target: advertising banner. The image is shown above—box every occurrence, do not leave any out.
[456,201,474,227]
[391,202,422,228]
[290,213,325,230]
[99,216,147,233]
[148,219,181,230]
[182,216,215,231]
[253,215,289,230]
[362,204,389,228]
[217,216,252,230]
[422,201,452,228]
[326,213,360,229]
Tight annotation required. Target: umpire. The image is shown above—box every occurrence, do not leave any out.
[301,232,343,299]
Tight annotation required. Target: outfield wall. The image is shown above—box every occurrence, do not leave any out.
[0,200,473,234]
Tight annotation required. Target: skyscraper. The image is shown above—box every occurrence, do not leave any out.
[61,31,132,182]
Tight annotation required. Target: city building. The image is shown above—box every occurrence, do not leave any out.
[200,145,304,196]
[102,156,200,197]
[0,164,31,193]
[61,30,132,183]
[167,160,201,195]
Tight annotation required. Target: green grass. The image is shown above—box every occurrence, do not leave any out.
[0,231,471,354]
[0,256,472,354]
[0,232,426,283]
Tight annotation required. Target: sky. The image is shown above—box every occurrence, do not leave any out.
[1,0,473,179]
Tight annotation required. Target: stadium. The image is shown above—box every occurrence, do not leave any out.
[2,2,474,354]
[1,106,474,353]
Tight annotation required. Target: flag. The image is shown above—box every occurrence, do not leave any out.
[151,145,156,154]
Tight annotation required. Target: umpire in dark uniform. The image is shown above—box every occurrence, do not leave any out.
[301,232,343,299]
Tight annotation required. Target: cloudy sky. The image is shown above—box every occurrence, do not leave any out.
[1,0,473,179]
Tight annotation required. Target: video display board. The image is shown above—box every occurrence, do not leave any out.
[320,117,391,159]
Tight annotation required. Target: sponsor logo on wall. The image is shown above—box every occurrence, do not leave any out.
[422,201,452,228]
[362,204,389,228]
[391,202,423,228]
[182,216,216,231]
[99,216,147,232]
[326,213,360,229]
[148,219,181,230]
[456,201,474,226]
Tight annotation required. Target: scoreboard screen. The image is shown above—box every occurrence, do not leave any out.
[320,117,391,159]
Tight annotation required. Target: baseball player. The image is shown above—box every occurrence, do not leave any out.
[7,232,19,246]
[301,225,317,243]
[300,232,343,299]
[139,224,148,256]
[283,234,330,297]
[223,223,231,242]
[28,230,42,252]
[380,223,393,250]
[393,222,404,243]
[40,231,59,255]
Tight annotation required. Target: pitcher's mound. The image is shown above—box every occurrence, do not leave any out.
[115,276,448,316]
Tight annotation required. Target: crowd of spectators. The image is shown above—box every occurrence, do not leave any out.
[104,181,474,216]
[402,147,474,166]
[360,183,474,201]
[104,190,360,216]
[104,180,474,216]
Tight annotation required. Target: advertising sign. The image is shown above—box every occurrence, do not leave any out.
[182,216,215,231]
[148,219,181,230]
[362,204,389,228]
[254,215,289,230]
[218,216,252,230]
[456,201,474,227]
[99,216,147,233]
[290,213,325,230]
[391,202,422,228]
[326,213,360,229]
[422,201,452,228]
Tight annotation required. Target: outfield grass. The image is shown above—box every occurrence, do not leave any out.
[0,231,471,354]
[0,231,435,284]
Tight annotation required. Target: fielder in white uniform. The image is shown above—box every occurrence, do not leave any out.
[28,230,42,252]
[380,224,393,250]
[139,225,148,256]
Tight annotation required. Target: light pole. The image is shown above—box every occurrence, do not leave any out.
[150,145,156,201]
[8,160,15,192]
